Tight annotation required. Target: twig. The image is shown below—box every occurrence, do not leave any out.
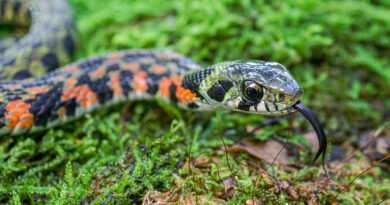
[188,132,199,205]
[216,110,239,188]
[215,163,230,200]
[267,112,295,169]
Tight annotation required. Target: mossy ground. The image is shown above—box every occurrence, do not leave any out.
[1,0,390,204]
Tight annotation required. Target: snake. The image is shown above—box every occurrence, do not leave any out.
[0,0,327,167]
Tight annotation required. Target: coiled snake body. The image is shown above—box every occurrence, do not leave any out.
[0,0,327,166]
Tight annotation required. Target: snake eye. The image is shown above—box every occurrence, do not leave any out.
[277,93,285,102]
[241,80,263,102]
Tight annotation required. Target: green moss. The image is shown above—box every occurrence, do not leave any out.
[1,0,390,204]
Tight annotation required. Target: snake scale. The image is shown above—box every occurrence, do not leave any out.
[0,0,327,166]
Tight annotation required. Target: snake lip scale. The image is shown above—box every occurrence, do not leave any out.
[0,0,328,170]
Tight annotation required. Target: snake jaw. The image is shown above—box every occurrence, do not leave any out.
[293,101,328,173]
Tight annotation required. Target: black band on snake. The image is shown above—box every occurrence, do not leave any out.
[0,0,328,169]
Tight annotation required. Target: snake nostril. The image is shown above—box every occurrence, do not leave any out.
[294,88,304,99]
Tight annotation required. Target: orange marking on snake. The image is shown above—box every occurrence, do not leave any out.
[65,78,78,88]
[133,70,148,92]
[122,62,139,71]
[4,100,34,129]
[150,65,167,75]
[175,86,199,105]
[64,65,80,73]
[171,52,183,59]
[90,67,106,78]
[170,74,184,87]
[106,53,122,64]
[10,84,21,89]
[109,72,123,96]
[18,113,34,128]
[54,75,65,82]
[156,53,170,61]
[5,115,18,129]
[158,77,173,98]
[162,74,197,104]
[61,85,98,109]
[27,85,49,95]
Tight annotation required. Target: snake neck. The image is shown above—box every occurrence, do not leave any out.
[0,50,203,136]
[0,0,76,80]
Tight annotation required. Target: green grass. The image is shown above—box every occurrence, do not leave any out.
[1,0,390,204]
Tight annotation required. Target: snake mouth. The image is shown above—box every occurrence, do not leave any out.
[293,101,327,169]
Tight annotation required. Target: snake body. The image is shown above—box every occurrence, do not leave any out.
[0,0,76,80]
[0,0,305,137]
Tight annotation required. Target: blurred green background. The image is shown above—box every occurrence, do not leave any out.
[1,0,389,204]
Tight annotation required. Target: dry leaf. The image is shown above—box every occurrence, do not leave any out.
[246,125,264,134]
[222,177,237,199]
[246,198,265,205]
[143,190,176,204]
[194,155,212,168]
[227,140,290,165]
[304,132,319,150]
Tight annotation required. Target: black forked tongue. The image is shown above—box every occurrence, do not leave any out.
[293,101,328,177]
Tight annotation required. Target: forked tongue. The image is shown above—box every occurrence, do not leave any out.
[293,101,328,177]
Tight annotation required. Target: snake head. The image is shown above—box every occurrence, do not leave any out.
[194,61,303,115]
[196,61,326,169]
[183,60,327,170]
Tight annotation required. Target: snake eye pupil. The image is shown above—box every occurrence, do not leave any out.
[242,81,263,102]
[278,93,285,102]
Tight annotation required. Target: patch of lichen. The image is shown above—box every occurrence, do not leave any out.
[1,0,390,204]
